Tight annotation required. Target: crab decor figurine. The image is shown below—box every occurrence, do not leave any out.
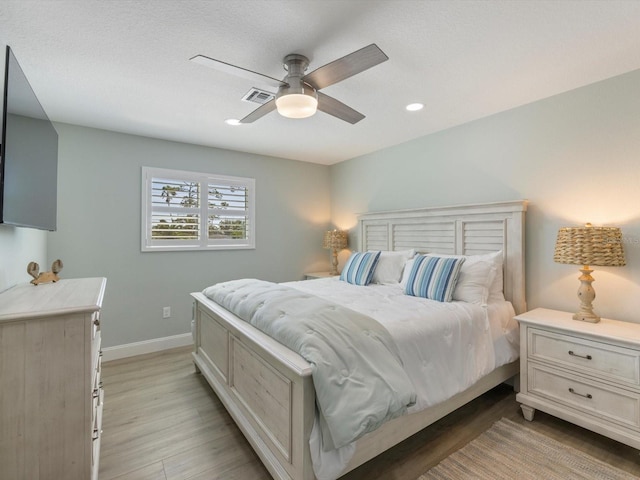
[27,259,63,286]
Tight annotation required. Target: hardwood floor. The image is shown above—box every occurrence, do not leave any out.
[100,347,640,480]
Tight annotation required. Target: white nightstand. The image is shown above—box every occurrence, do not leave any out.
[516,308,640,450]
[304,271,337,280]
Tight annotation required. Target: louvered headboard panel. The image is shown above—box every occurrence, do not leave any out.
[358,200,528,314]
[393,221,455,253]
[363,223,389,251]
[462,220,505,255]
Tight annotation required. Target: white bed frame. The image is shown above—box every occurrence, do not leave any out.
[191,200,527,480]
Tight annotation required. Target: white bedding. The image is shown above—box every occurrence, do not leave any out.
[284,276,519,480]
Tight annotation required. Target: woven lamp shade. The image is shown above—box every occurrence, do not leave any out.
[554,225,626,267]
[323,230,348,250]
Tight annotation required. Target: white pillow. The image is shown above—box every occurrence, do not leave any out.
[371,249,416,284]
[466,250,505,302]
[450,259,496,304]
[409,250,504,304]
[400,257,416,288]
[478,250,504,303]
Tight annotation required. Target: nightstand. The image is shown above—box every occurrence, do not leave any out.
[304,271,336,280]
[516,307,640,450]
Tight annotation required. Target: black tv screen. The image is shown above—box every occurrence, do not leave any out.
[0,46,58,231]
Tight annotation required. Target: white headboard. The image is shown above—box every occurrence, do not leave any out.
[358,200,528,314]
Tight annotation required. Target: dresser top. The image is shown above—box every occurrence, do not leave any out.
[0,277,107,322]
[516,308,640,346]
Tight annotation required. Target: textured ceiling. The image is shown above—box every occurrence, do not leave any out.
[1,0,640,165]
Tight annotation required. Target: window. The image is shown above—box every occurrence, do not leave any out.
[141,167,255,251]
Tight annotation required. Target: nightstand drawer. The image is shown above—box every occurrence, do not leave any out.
[528,363,640,431]
[529,328,640,386]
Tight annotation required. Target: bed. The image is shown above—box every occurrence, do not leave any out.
[191,200,527,480]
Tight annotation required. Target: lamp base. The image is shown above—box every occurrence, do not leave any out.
[572,311,601,323]
[329,249,339,276]
[573,266,600,323]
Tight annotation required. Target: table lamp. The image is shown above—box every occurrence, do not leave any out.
[554,223,625,323]
[323,230,348,276]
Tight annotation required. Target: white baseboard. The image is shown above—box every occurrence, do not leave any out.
[102,332,193,362]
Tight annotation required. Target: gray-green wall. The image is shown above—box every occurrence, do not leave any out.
[330,68,640,323]
[0,227,47,292]
[47,124,331,347]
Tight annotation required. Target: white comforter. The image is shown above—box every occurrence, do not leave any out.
[202,279,416,450]
[284,277,519,480]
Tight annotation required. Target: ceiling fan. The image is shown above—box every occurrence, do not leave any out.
[190,44,388,124]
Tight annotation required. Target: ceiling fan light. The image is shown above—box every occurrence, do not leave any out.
[406,103,424,111]
[276,93,318,119]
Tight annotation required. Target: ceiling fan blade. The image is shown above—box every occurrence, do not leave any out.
[190,55,287,89]
[303,44,388,90]
[239,99,277,123]
[317,92,365,124]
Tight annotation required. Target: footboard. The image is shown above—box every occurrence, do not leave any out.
[191,292,316,480]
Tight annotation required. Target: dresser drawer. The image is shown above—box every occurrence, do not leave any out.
[92,331,101,378]
[528,363,640,431]
[92,387,104,479]
[92,386,104,442]
[92,311,101,340]
[528,328,640,386]
[93,365,103,406]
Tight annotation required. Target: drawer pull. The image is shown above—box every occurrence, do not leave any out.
[568,350,592,360]
[92,388,99,399]
[568,387,592,399]
[93,317,100,327]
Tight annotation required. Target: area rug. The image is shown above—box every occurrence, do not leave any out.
[419,418,637,480]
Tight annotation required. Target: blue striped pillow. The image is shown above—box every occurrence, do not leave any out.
[404,255,466,302]
[340,251,381,286]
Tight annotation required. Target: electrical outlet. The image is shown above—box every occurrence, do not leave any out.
[163,306,171,318]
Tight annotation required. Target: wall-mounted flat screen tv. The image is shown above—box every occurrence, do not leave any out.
[0,45,58,231]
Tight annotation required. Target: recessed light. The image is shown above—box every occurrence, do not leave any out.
[405,103,424,112]
[224,118,241,126]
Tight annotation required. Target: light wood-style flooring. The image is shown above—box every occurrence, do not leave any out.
[99,347,640,479]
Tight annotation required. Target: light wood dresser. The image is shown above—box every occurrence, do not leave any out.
[516,307,640,449]
[0,277,107,480]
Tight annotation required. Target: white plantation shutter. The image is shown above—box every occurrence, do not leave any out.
[142,167,255,251]
[149,177,201,243]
